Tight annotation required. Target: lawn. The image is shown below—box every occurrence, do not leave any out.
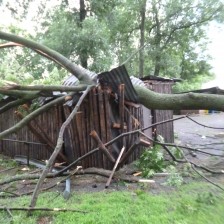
[0,182,224,224]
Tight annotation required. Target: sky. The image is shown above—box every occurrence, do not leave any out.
[203,23,224,89]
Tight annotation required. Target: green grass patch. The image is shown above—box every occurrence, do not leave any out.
[0,181,224,224]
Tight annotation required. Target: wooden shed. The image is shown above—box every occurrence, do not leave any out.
[0,66,147,169]
[141,75,181,143]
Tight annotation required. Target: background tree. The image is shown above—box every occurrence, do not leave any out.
[0,0,223,91]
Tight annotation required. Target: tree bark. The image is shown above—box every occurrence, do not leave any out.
[139,0,146,78]
[0,84,89,92]
[79,0,88,68]
[134,85,224,111]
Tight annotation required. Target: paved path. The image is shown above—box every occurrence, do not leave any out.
[173,113,224,161]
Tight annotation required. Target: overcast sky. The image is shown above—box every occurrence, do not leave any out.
[204,22,224,88]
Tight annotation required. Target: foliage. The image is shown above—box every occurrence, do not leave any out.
[164,165,184,187]
[170,147,184,160]
[137,144,166,178]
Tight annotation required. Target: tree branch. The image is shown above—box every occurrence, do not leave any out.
[134,85,224,111]
[0,31,94,84]
[0,84,89,92]
[29,85,93,209]
[0,96,37,114]
[0,94,72,140]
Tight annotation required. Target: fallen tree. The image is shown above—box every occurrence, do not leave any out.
[1,31,224,114]
[1,31,224,210]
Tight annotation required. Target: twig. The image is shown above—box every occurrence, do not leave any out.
[142,115,187,132]
[191,165,224,191]
[186,115,224,129]
[0,167,16,174]
[56,115,223,174]
[0,191,20,197]
[6,207,13,220]
[139,131,224,175]
[152,140,224,157]
[0,206,88,213]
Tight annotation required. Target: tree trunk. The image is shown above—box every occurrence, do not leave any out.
[134,85,224,111]
[139,0,146,78]
[153,4,162,77]
[79,0,88,68]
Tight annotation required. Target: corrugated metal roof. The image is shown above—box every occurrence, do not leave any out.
[98,65,139,103]
[35,65,141,106]
[63,66,97,86]
[130,76,146,87]
[63,75,79,86]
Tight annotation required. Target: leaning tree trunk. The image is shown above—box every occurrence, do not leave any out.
[134,85,224,111]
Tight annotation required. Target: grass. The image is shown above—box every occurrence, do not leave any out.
[0,182,224,224]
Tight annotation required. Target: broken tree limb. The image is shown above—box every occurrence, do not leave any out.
[15,111,67,162]
[0,206,88,213]
[0,89,40,98]
[0,84,89,93]
[191,165,224,191]
[0,96,37,114]
[0,167,151,187]
[0,32,94,85]
[105,146,125,188]
[29,85,93,209]
[90,130,115,163]
[0,93,74,140]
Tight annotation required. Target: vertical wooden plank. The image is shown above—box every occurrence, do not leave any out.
[98,86,107,168]
[70,107,81,161]
[119,84,125,148]
[89,90,95,167]
[92,87,102,168]
[81,103,88,167]
[75,110,85,166]
[104,87,113,169]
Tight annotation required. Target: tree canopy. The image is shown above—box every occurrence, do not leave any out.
[0,0,224,91]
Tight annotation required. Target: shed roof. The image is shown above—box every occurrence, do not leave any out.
[141,75,182,82]
[98,65,139,103]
